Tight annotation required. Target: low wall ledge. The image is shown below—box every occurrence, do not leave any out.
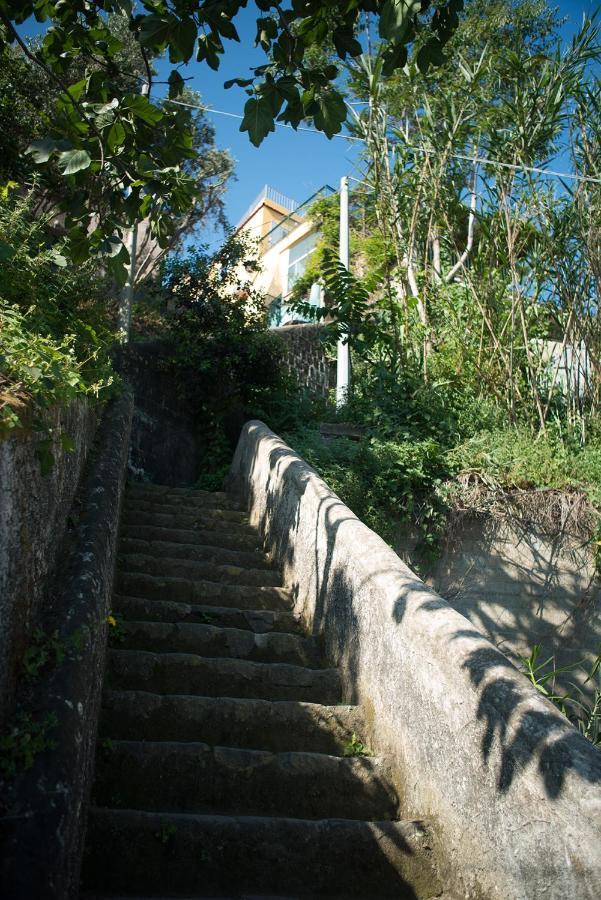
[229,419,601,900]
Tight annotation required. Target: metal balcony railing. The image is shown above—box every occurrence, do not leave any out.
[237,185,298,229]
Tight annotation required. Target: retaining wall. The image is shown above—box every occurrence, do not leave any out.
[114,340,202,485]
[0,391,134,899]
[271,324,332,396]
[228,421,601,900]
[0,400,97,728]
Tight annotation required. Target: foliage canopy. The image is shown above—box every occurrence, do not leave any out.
[0,0,462,277]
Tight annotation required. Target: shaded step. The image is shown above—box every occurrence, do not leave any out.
[118,621,322,667]
[118,553,281,587]
[125,498,248,523]
[100,692,364,754]
[121,522,262,552]
[83,809,440,898]
[120,537,271,571]
[122,509,256,536]
[127,484,239,509]
[107,650,341,703]
[115,572,291,610]
[93,740,400,821]
[113,596,303,634]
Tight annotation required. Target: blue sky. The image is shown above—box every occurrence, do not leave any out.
[19,1,599,247]
[160,1,600,234]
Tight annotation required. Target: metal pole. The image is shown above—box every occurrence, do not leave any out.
[336,175,350,406]
[118,81,149,342]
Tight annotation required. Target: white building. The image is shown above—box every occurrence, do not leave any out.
[235,184,334,326]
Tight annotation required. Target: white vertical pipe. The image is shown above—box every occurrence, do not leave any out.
[336,175,350,406]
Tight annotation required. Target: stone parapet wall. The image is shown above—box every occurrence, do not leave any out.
[229,421,601,900]
[0,400,97,727]
[0,392,134,899]
[271,324,332,396]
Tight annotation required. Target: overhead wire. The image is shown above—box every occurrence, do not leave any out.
[165,97,601,186]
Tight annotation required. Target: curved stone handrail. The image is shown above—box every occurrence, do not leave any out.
[228,420,601,900]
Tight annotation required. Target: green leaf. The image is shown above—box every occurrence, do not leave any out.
[382,42,408,75]
[49,250,68,267]
[26,137,57,164]
[168,70,185,99]
[125,95,163,126]
[332,29,362,59]
[169,17,197,63]
[224,77,254,89]
[63,78,87,102]
[379,0,421,43]
[67,226,90,264]
[240,96,275,147]
[106,120,126,153]
[99,235,125,258]
[313,91,347,138]
[417,38,446,73]
[139,14,173,49]
[57,149,92,175]
[0,239,16,261]
[217,17,239,42]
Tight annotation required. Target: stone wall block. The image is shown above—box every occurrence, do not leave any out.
[271,324,331,396]
[0,400,97,727]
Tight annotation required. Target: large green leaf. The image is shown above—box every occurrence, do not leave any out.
[57,149,92,175]
[313,91,347,137]
[26,137,57,164]
[125,95,163,126]
[379,0,421,43]
[106,121,126,153]
[240,96,276,147]
[417,38,446,73]
[139,14,173,49]
[169,17,197,63]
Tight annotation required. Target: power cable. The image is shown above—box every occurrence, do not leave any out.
[165,97,601,186]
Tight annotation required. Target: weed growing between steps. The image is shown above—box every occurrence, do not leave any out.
[344,733,371,757]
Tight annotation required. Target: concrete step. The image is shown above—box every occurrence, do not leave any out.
[114,572,292,610]
[93,741,400,821]
[118,553,282,587]
[124,498,248,523]
[83,809,440,898]
[100,692,364,754]
[113,596,303,634]
[121,522,261,552]
[119,537,271,571]
[107,650,340,703]
[118,621,322,668]
[122,509,255,535]
[127,484,239,509]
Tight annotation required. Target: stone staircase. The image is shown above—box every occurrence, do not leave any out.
[82,483,441,899]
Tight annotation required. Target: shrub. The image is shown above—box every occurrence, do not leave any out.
[0,190,116,438]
